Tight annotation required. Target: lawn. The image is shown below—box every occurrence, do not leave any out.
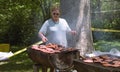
[0,41,44,72]
[0,51,34,72]
[94,40,120,51]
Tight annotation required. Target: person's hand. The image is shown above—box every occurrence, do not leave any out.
[71,30,77,35]
[39,32,48,43]
[41,36,48,43]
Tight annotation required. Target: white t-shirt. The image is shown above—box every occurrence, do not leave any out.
[39,18,71,47]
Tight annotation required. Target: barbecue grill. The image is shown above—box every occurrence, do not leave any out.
[49,50,76,71]
[74,54,120,72]
[27,44,79,72]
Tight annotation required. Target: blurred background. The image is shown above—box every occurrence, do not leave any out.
[0,0,120,72]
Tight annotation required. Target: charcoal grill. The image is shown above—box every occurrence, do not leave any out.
[49,50,76,71]
[27,45,79,72]
[74,54,120,72]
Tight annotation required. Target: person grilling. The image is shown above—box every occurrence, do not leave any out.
[39,4,76,48]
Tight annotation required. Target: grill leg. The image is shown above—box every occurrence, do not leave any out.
[50,67,55,72]
[42,66,48,72]
[33,64,54,72]
[33,64,40,72]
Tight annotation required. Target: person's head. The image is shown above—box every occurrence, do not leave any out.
[50,3,60,22]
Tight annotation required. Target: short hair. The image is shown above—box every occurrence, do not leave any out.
[50,3,60,12]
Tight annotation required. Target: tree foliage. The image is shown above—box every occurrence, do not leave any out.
[91,0,120,41]
[0,0,119,46]
[0,0,59,45]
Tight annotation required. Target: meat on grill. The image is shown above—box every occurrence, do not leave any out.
[82,54,120,67]
[31,43,76,54]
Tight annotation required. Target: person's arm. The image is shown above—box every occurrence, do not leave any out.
[39,32,48,42]
[63,19,77,35]
[38,20,49,42]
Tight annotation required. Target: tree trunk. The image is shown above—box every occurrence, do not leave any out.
[60,0,94,56]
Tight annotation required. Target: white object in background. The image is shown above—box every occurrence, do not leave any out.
[0,51,13,61]
[85,51,110,57]
[109,48,120,57]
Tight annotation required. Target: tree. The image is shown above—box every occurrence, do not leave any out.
[60,0,94,56]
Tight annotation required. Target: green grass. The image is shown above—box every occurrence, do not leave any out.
[0,51,34,72]
[94,40,120,52]
[0,41,47,72]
